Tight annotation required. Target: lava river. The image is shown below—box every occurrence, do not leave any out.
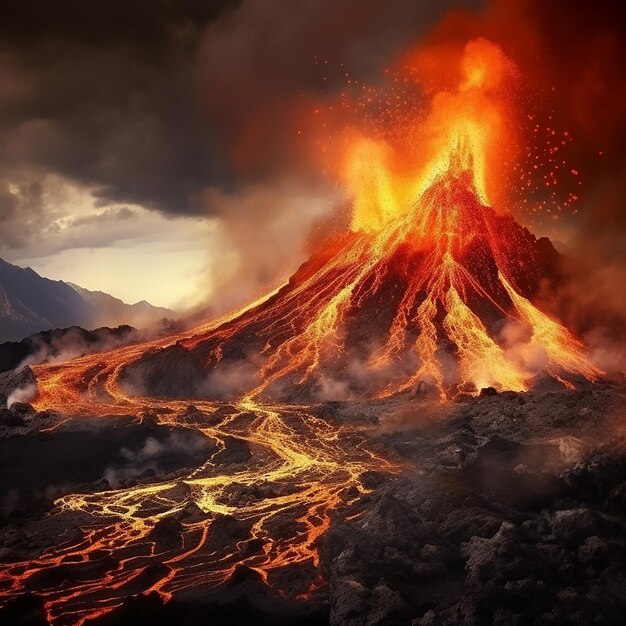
[0,303,396,625]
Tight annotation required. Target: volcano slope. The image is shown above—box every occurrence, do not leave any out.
[120,172,595,404]
[0,189,624,626]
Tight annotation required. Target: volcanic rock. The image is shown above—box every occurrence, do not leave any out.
[0,366,36,408]
[318,382,626,625]
[0,593,48,626]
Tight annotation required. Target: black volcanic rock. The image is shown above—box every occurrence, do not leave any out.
[319,383,626,626]
[0,593,48,626]
[0,380,623,625]
[0,325,140,373]
[0,417,215,519]
[84,589,328,626]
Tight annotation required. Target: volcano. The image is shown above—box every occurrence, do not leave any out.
[1,36,620,626]
[119,39,601,402]
[122,161,598,402]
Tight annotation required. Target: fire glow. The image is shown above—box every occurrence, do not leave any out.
[0,37,605,626]
[257,38,600,398]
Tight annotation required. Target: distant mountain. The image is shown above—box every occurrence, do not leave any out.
[0,258,173,342]
[66,283,174,329]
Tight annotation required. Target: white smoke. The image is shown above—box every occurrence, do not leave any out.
[6,383,37,408]
[500,320,550,376]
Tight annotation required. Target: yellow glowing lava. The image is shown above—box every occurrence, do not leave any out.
[0,35,604,626]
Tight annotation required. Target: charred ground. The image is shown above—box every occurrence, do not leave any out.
[1,373,624,626]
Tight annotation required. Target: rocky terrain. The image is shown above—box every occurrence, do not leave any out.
[0,373,624,625]
[0,321,186,375]
[321,380,626,625]
[0,326,138,374]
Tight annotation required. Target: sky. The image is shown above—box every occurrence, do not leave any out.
[0,0,624,311]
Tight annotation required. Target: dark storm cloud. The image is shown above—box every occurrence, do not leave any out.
[0,177,46,248]
[0,0,470,236]
[0,0,241,223]
[69,207,135,228]
[193,0,476,181]
[515,2,626,273]
[0,0,235,46]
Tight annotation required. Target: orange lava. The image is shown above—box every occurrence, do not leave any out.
[0,37,603,626]
[253,38,601,398]
[0,294,398,625]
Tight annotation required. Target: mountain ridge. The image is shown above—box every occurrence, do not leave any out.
[0,257,173,342]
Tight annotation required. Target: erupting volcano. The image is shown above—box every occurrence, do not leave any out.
[1,29,621,626]
[120,39,599,404]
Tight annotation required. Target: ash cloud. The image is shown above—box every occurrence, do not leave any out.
[0,0,623,327]
[537,258,626,374]
[201,358,260,401]
[509,1,626,369]
[198,181,339,314]
[500,320,550,376]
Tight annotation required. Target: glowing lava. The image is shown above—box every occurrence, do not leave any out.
[235,38,600,399]
[0,37,603,626]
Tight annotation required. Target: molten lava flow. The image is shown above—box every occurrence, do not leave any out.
[0,334,395,624]
[0,36,604,626]
[0,292,402,625]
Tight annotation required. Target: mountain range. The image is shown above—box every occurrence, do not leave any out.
[0,258,173,342]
